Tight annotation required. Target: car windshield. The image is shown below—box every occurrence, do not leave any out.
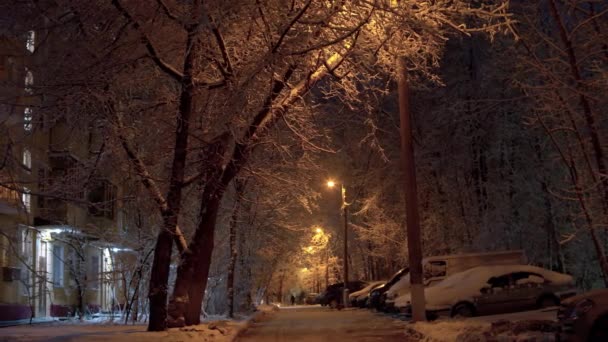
[387,267,409,286]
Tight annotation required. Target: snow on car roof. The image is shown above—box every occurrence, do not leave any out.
[434,264,572,289]
[423,250,525,262]
[349,280,386,298]
[386,273,411,296]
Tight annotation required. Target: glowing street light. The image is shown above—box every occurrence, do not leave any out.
[315,227,323,234]
[325,179,350,308]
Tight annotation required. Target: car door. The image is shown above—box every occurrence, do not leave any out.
[509,272,546,311]
[475,274,517,315]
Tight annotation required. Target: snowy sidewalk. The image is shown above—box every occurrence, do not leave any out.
[235,305,410,341]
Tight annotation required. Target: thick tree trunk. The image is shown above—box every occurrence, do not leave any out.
[184,217,217,325]
[227,211,238,318]
[167,196,220,327]
[147,221,176,331]
[227,181,244,318]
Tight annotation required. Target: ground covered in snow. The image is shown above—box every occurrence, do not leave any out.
[0,306,559,342]
[0,318,248,342]
[408,309,559,342]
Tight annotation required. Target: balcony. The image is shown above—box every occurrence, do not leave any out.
[36,198,68,224]
[0,184,22,215]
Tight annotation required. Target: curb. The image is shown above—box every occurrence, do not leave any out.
[230,309,276,341]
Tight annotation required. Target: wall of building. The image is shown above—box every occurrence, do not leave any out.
[1,30,127,322]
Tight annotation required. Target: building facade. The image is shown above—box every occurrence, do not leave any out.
[1,31,127,322]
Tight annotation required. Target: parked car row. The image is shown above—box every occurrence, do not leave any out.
[395,264,576,318]
[315,250,608,341]
[317,281,367,308]
[349,280,385,307]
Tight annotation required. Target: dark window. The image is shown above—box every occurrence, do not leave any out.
[88,180,116,219]
[488,274,511,288]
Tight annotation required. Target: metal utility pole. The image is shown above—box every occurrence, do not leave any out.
[397,56,426,322]
[342,185,349,307]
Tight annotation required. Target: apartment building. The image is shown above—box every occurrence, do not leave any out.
[0,31,127,322]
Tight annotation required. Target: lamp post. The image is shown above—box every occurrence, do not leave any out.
[327,180,349,307]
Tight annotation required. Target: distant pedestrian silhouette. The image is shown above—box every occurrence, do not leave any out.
[290,295,296,306]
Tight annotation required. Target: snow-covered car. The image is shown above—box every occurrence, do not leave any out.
[395,265,576,318]
[558,288,608,342]
[383,273,412,312]
[383,250,526,313]
[349,281,386,307]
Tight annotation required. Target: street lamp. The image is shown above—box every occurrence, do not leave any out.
[326,179,349,307]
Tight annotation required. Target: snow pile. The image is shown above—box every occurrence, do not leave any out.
[409,320,490,342]
[409,317,558,342]
[256,304,280,312]
[0,320,247,342]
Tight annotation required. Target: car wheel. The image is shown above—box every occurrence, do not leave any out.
[452,303,475,318]
[589,315,608,342]
[329,299,338,309]
[537,295,559,309]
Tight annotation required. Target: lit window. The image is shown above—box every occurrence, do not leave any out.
[24,107,32,131]
[22,187,31,212]
[22,149,31,169]
[26,31,35,53]
[53,245,65,287]
[24,69,33,94]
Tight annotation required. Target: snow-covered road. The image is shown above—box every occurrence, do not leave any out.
[236,305,412,341]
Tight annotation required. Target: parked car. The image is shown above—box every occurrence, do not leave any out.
[395,265,576,319]
[558,288,608,342]
[305,292,320,305]
[319,281,367,308]
[384,250,527,312]
[369,268,409,310]
[349,281,386,307]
